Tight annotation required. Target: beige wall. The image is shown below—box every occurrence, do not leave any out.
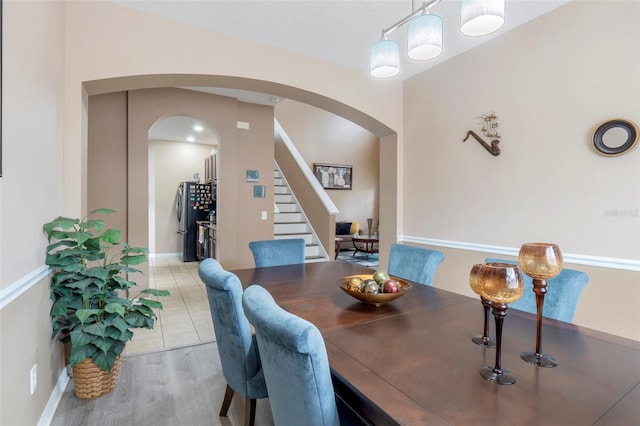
[87,92,128,235]
[235,102,277,264]
[87,88,275,270]
[2,1,638,425]
[0,2,67,426]
[62,0,402,222]
[276,100,380,230]
[402,1,639,340]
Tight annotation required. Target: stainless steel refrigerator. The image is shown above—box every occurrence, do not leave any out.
[176,181,214,262]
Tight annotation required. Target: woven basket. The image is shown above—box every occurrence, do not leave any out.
[72,355,122,399]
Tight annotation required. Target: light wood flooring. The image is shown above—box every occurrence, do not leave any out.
[51,257,275,425]
[50,342,274,426]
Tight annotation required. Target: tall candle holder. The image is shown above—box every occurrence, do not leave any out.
[477,263,524,385]
[469,263,496,348]
[367,218,373,237]
[518,242,563,368]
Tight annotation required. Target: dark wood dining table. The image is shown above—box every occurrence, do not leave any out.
[231,261,640,426]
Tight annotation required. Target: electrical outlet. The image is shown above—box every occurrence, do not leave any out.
[30,364,37,395]
[261,211,267,220]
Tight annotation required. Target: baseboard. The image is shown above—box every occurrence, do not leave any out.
[37,368,69,426]
[150,252,181,259]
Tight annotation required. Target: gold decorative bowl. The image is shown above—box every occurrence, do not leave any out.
[337,274,412,306]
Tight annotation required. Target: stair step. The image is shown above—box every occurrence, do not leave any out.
[275,212,303,222]
[274,164,328,262]
[274,186,290,195]
[275,222,308,234]
[274,233,314,244]
[275,194,294,203]
[276,203,299,213]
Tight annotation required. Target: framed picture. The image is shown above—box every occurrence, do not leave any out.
[253,185,265,198]
[246,170,259,182]
[313,163,352,190]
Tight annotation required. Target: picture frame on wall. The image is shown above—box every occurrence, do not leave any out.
[313,163,352,190]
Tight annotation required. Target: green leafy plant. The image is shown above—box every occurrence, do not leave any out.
[43,208,169,372]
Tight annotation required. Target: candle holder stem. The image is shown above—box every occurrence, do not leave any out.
[472,297,496,347]
[521,278,558,367]
[480,303,516,384]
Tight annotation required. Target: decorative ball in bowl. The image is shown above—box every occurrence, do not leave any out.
[337,271,412,306]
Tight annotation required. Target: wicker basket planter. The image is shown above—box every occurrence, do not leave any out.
[72,355,122,399]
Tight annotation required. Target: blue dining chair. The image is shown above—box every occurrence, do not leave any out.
[197,258,268,426]
[242,285,351,426]
[485,257,589,323]
[248,238,306,267]
[388,243,445,286]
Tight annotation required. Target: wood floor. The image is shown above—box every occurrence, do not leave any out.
[50,342,275,426]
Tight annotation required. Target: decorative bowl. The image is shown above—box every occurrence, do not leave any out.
[337,274,412,306]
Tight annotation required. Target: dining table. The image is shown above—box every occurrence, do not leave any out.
[231,261,640,426]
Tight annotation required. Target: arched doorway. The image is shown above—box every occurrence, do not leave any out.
[148,115,218,257]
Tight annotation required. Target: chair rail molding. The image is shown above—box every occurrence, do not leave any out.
[400,236,640,272]
[0,265,51,309]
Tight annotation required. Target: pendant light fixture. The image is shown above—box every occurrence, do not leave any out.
[370,37,400,78]
[369,0,506,78]
[407,13,443,61]
[461,0,505,37]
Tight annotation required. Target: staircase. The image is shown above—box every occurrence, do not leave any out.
[273,166,327,263]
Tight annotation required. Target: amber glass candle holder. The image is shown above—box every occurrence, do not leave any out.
[518,242,563,368]
[469,263,496,348]
[477,263,524,385]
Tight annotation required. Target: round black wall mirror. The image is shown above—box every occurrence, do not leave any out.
[592,119,638,156]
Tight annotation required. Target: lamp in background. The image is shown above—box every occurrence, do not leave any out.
[370,0,506,78]
[461,0,505,36]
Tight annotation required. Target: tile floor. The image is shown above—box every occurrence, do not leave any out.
[124,256,215,356]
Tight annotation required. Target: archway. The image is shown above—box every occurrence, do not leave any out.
[83,75,399,271]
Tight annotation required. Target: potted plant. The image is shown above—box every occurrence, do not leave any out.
[43,208,169,398]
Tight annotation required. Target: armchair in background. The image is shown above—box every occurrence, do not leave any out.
[388,243,445,286]
[485,257,588,323]
[249,238,305,267]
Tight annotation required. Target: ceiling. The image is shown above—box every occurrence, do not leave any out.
[125,0,571,144]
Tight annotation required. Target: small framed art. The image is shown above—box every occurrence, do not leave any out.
[313,163,352,190]
[253,185,266,198]
[246,170,259,182]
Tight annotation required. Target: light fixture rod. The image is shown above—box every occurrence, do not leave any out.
[381,0,443,38]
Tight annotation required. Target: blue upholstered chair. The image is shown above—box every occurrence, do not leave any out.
[485,257,589,323]
[242,285,341,426]
[388,243,445,286]
[248,238,306,267]
[197,259,268,426]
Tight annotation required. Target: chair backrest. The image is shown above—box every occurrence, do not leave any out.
[248,238,306,267]
[484,258,589,323]
[388,243,445,286]
[197,258,267,399]
[242,285,340,426]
